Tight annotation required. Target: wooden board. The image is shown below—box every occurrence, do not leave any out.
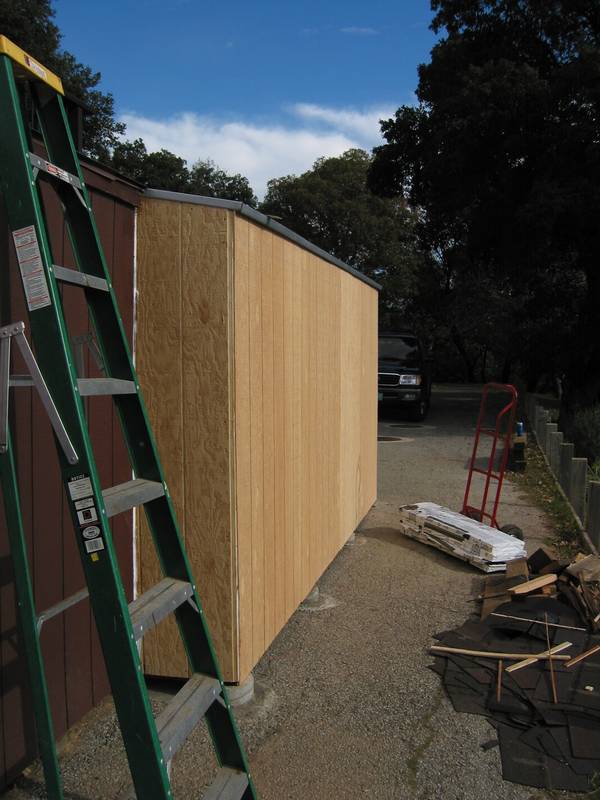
[508,574,557,595]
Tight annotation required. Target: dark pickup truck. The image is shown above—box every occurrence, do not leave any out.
[378,331,432,420]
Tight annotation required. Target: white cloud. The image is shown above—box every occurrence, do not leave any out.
[290,103,394,141]
[340,26,378,35]
[119,104,393,199]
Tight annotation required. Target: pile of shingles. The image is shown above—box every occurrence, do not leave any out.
[430,549,600,792]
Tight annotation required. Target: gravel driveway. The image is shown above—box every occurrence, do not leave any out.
[9,384,557,800]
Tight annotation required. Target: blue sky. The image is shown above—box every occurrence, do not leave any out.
[54,0,438,196]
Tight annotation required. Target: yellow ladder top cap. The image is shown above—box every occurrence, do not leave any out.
[0,35,64,94]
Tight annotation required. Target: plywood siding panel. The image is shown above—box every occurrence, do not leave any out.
[247,221,265,664]
[181,204,235,679]
[233,218,253,678]
[361,289,378,518]
[259,231,275,648]
[136,199,236,678]
[136,199,185,677]
[281,241,298,619]
[232,218,377,679]
[136,201,376,683]
[271,235,286,624]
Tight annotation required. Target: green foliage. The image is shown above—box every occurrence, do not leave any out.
[112,139,189,191]
[571,405,600,464]
[189,160,257,205]
[369,0,600,395]
[509,443,580,558]
[111,139,257,201]
[0,0,124,159]
[260,149,426,307]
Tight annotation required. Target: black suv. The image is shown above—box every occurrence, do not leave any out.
[378,331,432,420]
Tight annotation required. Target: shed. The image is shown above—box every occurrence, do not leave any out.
[136,190,378,683]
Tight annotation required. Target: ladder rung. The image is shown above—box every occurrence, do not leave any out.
[202,768,249,800]
[28,152,82,189]
[9,375,34,387]
[102,478,164,517]
[157,674,220,760]
[53,264,108,292]
[77,378,136,396]
[36,587,89,633]
[128,578,193,640]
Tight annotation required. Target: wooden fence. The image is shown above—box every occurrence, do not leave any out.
[525,395,600,554]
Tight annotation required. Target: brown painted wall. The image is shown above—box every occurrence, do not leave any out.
[0,159,140,790]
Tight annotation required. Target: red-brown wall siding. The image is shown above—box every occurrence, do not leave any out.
[0,159,140,789]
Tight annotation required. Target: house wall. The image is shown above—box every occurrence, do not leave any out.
[136,196,377,683]
[0,160,140,790]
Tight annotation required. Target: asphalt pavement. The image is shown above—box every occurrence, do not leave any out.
[8,384,557,800]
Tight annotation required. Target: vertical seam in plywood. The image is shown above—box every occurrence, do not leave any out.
[227,210,240,680]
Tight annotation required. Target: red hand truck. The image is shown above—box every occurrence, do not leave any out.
[461,383,518,529]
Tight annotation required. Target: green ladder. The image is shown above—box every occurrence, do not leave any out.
[0,34,256,800]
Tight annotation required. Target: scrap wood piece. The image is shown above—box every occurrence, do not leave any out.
[527,547,556,575]
[508,574,557,595]
[545,613,558,704]
[559,585,590,624]
[567,555,600,582]
[479,573,516,619]
[565,644,600,669]
[497,659,503,701]
[490,612,586,632]
[539,560,564,576]
[481,592,511,620]
[506,558,529,579]
[430,644,571,661]
[505,642,573,673]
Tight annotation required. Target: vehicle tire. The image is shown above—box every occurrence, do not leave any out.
[410,399,428,422]
[500,523,524,541]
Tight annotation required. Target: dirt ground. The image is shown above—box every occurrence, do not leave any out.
[6,384,563,800]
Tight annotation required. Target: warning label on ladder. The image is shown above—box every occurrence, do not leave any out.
[68,474,93,501]
[12,225,51,311]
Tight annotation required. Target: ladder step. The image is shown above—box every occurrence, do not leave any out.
[102,478,164,517]
[9,375,34,387]
[28,152,83,189]
[202,768,249,800]
[157,674,220,760]
[53,264,108,292]
[77,378,136,396]
[128,577,193,640]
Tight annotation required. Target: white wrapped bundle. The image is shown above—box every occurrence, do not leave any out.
[398,502,527,573]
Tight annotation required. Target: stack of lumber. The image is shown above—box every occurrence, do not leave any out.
[398,502,526,572]
[429,549,600,792]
